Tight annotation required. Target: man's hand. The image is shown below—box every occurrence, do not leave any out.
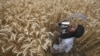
[53,31,60,44]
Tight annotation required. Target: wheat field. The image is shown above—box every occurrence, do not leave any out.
[0,0,100,56]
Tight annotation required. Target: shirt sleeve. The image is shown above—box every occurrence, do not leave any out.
[65,39,74,53]
[53,38,75,53]
[53,42,66,53]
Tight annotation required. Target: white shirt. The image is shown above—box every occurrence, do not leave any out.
[53,37,75,53]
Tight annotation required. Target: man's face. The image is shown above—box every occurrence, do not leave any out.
[57,21,77,33]
[67,24,77,33]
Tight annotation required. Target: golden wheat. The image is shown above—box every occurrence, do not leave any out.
[0,0,100,56]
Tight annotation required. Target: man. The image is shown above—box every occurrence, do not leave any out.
[51,21,85,55]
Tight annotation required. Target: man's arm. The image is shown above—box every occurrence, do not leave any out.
[52,31,60,44]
